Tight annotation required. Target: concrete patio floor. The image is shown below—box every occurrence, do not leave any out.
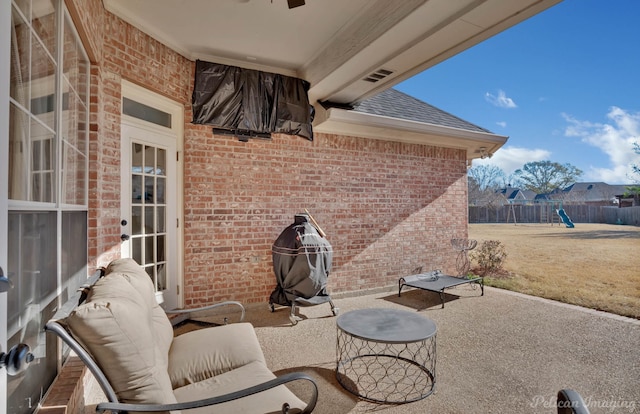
[85,284,640,413]
[249,285,639,413]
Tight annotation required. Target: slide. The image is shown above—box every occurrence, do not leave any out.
[557,208,575,228]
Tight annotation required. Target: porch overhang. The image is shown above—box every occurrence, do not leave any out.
[103,0,563,106]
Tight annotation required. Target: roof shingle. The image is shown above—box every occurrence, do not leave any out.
[352,88,493,134]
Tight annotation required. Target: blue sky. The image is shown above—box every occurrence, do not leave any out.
[396,0,640,185]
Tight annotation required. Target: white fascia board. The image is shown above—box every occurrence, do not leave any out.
[314,107,508,158]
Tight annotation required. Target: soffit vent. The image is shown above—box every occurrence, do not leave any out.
[362,68,394,83]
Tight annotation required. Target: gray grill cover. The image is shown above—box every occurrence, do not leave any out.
[270,215,332,306]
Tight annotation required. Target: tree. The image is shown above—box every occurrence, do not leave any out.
[468,164,506,206]
[624,142,640,205]
[630,142,640,184]
[468,164,505,191]
[513,160,583,194]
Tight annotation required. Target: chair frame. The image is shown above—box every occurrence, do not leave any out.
[557,389,590,414]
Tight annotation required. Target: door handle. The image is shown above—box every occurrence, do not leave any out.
[121,234,130,241]
[0,266,12,293]
[1,343,35,376]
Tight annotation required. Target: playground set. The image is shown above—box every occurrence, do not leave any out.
[506,200,575,228]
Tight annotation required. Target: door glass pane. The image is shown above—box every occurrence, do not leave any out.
[127,141,168,293]
[144,235,154,265]
[8,101,57,203]
[14,0,30,19]
[61,142,87,205]
[157,234,165,262]
[32,0,57,58]
[144,266,154,283]
[122,97,172,128]
[144,176,154,202]
[144,145,154,174]
[11,5,31,108]
[156,177,165,203]
[132,206,142,234]
[9,104,30,200]
[30,42,55,131]
[157,206,165,232]
[30,120,55,203]
[62,14,78,106]
[132,143,142,173]
[132,237,142,264]
[144,206,153,234]
[157,264,166,291]
[157,148,166,175]
[7,212,57,413]
[59,12,89,207]
[61,211,88,300]
[131,175,142,204]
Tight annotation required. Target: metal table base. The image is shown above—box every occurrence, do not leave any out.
[335,308,436,404]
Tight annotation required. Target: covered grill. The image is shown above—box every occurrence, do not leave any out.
[269,213,338,324]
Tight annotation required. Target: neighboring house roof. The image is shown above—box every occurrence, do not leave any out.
[522,189,538,200]
[534,193,554,201]
[499,182,633,203]
[352,89,493,134]
[561,182,631,202]
[496,187,528,201]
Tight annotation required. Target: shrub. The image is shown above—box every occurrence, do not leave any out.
[471,240,507,276]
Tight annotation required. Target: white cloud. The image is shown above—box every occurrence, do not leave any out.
[496,121,507,128]
[472,146,551,176]
[485,90,517,108]
[563,107,640,183]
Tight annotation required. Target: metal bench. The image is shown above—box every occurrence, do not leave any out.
[399,270,484,308]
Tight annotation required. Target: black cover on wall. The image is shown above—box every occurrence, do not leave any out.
[192,60,314,140]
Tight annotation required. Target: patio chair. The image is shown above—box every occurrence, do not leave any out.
[46,258,318,413]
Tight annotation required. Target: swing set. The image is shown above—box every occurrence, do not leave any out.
[506,199,564,226]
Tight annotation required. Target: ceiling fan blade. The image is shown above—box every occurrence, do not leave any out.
[287,0,305,9]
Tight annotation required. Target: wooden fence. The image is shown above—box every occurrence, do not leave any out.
[469,205,640,226]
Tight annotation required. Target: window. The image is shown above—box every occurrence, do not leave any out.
[7,1,89,412]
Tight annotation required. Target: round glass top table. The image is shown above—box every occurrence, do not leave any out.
[335,308,437,404]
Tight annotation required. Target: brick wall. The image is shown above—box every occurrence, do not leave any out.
[38,357,86,414]
[70,4,469,306]
[181,129,468,306]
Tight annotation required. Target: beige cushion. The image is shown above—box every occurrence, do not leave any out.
[168,322,266,388]
[104,258,174,359]
[173,361,306,414]
[104,258,156,306]
[66,273,178,413]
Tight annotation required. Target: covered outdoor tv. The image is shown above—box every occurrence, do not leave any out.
[192,60,314,140]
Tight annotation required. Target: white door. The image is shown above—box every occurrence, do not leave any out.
[120,82,183,309]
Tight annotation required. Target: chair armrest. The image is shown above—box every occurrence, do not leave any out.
[165,301,245,323]
[95,372,318,414]
[45,320,120,404]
